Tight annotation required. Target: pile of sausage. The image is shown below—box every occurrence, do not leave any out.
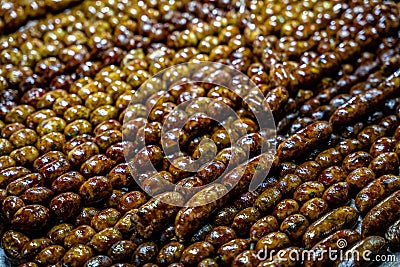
[0,0,399,266]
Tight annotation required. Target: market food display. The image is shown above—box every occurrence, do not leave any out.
[0,0,400,266]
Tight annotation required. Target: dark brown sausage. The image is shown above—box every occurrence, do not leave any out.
[335,236,386,266]
[302,206,358,248]
[131,192,185,238]
[355,174,400,213]
[175,184,229,239]
[362,190,400,237]
[277,121,332,161]
[303,229,361,267]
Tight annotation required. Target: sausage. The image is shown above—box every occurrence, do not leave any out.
[114,210,136,237]
[235,133,265,158]
[118,191,148,213]
[11,204,49,231]
[142,171,175,196]
[231,207,261,236]
[279,162,298,178]
[2,123,25,139]
[303,229,361,267]
[362,190,400,237]
[47,223,74,245]
[221,153,277,196]
[20,187,54,204]
[213,206,240,226]
[250,215,279,242]
[10,146,39,166]
[64,105,90,123]
[34,245,65,265]
[26,109,56,129]
[107,163,135,189]
[329,89,384,126]
[355,174,400,213]
[63,135,94,155]
[39,158,71,184]
[89,228,123,253]
[336,139,363,157]
[131,191,185,238]
[302,206,358,248]
[293,181,325,204]
[156,241,185,266]
[21,237,52,260]
[342,151,373,173]
[94,129,122,150]
[272,199,300,222]
[36,117,66,136]
[357,125,386,147]
[132,242,159,266]
[190,223,214,243]
[104,190,124,210]
[64,225,96,248]
[79,176,112,205]
[254,187,282,212]
[318,166,347,187]
[49,192,81,220]
[322,182,351,206]
[300,198,329,221]
[63,244,94,267]
[0,166,31,188]
[1,230,30,259]
[280,214,310,241]
[314,148,343,170]
[346,167,375,191]
[255,232,290,254]
[277,121,332,161]
[64,120,93,139]
[217,239,250,267]
[108,240,137,262]
[175,184,229,239]
[335,236,386,266]
[231,250,260,267]
[94,120,121,135]
[233,191,260,210]
[83,255,113,267]
[75,207,100,227]
[369,137,396,158]
[131,144,164,172]
[195,160,227,184]
[368,152,399,177]
[197,258,219,267]
[1,196,25,222]
[295,161,321,182]
[386,219,400,251]
[68,142,100,166]
[10,128,38,148]
[180,241,214,266]
[205,226,237,248]
[51,171,85,194]
[91,208,121,232]
[0,138,13,156]
[80,154,114,178]
[278,174,302,196]
[0,155,15,171]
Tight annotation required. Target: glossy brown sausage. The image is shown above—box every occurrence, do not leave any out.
[131,192,185,238]
[277,121,332,161]
[362,190,400,237]
[302,206,358,248]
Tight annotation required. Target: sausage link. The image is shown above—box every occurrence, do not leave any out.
[302,206,358,248]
